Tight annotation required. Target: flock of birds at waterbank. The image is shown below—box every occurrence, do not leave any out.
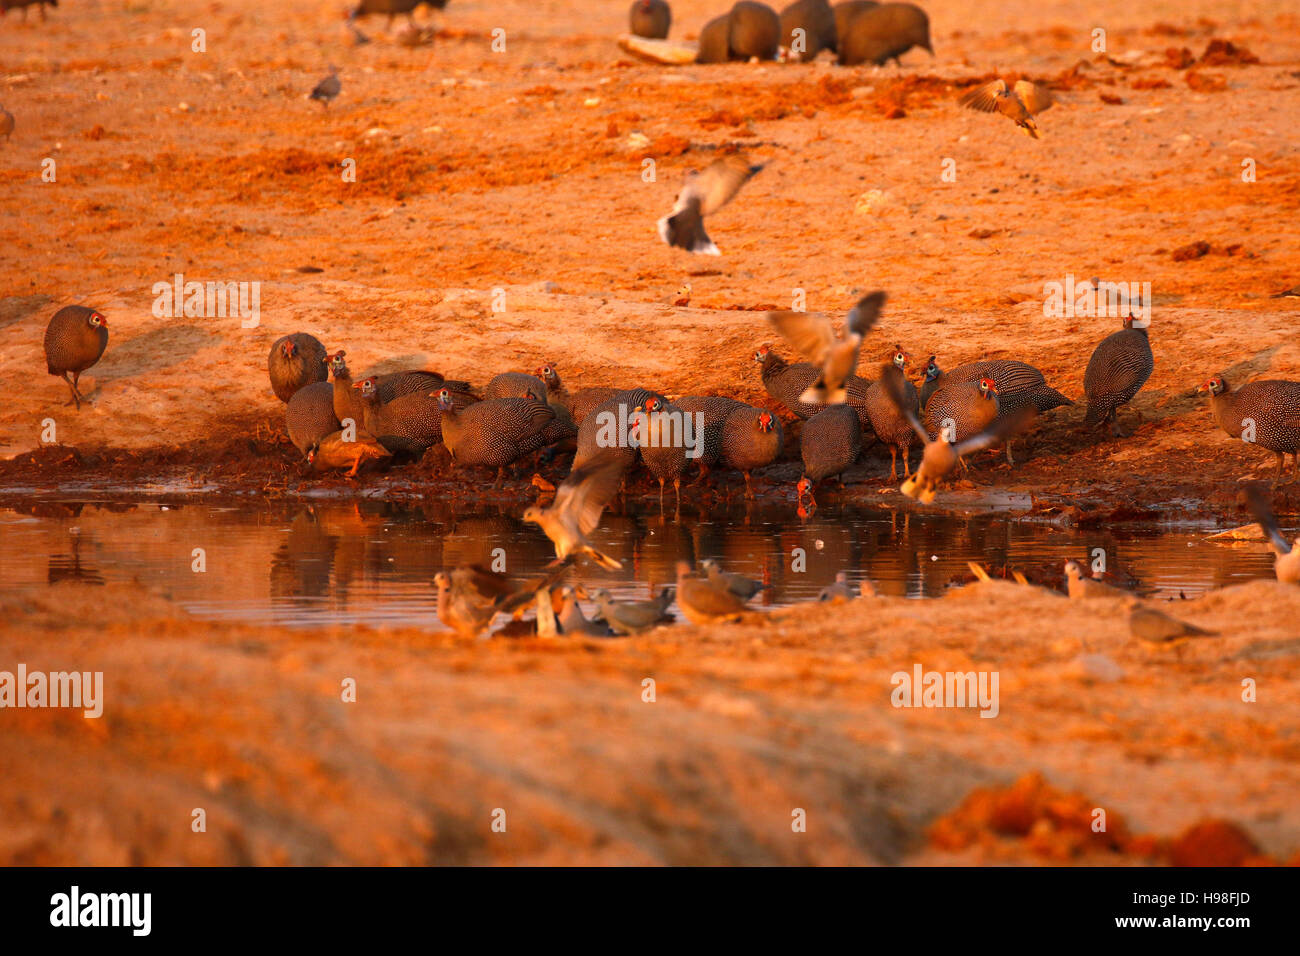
[23,0,1300,639]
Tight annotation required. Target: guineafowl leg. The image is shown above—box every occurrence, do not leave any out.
[1005,441,1016,466]
[1274,453,1285,487]
[63,371,81,410]
[744,471,755,500]
[674,477,681,507]
[494,467,506,489]
[900,444,912,477]
[889,447,899,481]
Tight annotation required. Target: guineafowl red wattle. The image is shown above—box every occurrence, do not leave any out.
[1198,374,1300,484]
[721,406,784,498]
[44,305,108,410]
[268,333,328,403]
[286,381,340,455]
[1084,318,1153,436]
[924,377,1000,446]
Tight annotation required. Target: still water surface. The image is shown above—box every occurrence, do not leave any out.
[0,496,1278,630]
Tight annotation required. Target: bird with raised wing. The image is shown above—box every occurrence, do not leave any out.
[959,78,1054,139]
[766,290,886,404]
[522,450,628,569]
[1243,486,1300,584]
[657,154,764,255]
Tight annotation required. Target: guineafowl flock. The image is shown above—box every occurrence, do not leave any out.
[23,0,1300,639]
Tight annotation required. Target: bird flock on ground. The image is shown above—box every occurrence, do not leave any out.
[24,0,1300,639]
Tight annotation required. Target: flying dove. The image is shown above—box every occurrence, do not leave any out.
[766,291,886,404]
[959,78,1054,139]
[657,154,764,255]
[522,449,627,569]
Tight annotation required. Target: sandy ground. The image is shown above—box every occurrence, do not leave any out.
[2,1,1300,864]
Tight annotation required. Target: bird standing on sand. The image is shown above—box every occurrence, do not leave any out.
[1084,317,1153,437]
[863,345,918,479]
[880,363,1034,502]
[309,67,341,108]
[658,154,763,255]
[486,371,548,401]
[1243,486,1300,584]
[629,0,671,38]
[1197,375,1300,485]
[522,450,628,569]
[286,382,341,455]
[583,587,675,635]
[959,78,1055,139]
[1130,606,1216,648]
[675,561,752,624]
[268,333,328,403]
[700,558,769,601]
[43,305,108,410]
[766,291,886,404]
[1063,559,1130,600]
[437,390,558,483]
[797,404,862,504]
[779,0,837,61]
[837,1,932,67]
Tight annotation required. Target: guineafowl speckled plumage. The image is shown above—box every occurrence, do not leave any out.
[486,371,548,402]
[799,403,861,482]
[936,358,1072,463]
[354,375,466,458]
[924,377,999,447]
[438,390,558,484]
[1198,374,1300,484]
[636,396,693,502]
[721,405,784,497]
[44,305,108,410]
[573,387,664,470]
[268,333,328,403]
[675,394,745,476]
[754,345,825,419]
[1084,319,1153,435]
[326,350,469,426]
[863,346,917,479]
[286,381,341,455]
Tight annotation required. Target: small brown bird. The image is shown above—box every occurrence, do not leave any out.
[309,67,341,108]
[880,363,1033,502]
[1243,486,1300,584]
[0,104,13,141]
[658,154,764,255]
[766,291,886,404]
[959,78,1055,139]
[1130,606,1216,648]
[306,429,392,477]
[700,558,769,601]
[43,305,108,410]
[522,450,628,569]
[1063,559,1130,600]
[675,560,752,625]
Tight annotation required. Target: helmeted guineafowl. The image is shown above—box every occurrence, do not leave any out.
[779,0,837,60]
[837,1,932,66]
[286,381,340,455]
[268,333,328,403]
[675,394,745,479]
[1083,318,1153,436]
[721,405,784,498]
[44,305,108,410]
[924,377,1000,450]
[798,403,861,486]
[353,375,462,458]
[636,396,691,503]
[1198,374,1300,485]
[629,0,670,38]
[938,358,1071,463]
[863,346,917,479]
[438,390,558,485]
[485,371,548,402]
